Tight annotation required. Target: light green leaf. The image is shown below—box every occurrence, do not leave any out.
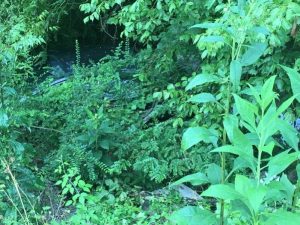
[212,145,256,172]
[186,74,219,91]
[182,127,218,151]
[260,141,275,155]
[261,75,276,110]
[202,184,242,200]
[65,200,73,207]
[277,120,299,151]
[235,175,266,213]
[281,66,300,102]
[230,60,242,89]
[267,151,299,181]
[277,96,297,115]
[169,206,219,225]
[0,111,8,128]
[9,141,25,155]
[257,103,278,145]
[264,210,300,225]
[206,163,222,184]
[200,36,224,43]
[280,174,295,205]
[190,23,223,29]
[171,172,209,187]
[223,115,239,142]
[233,94,258,128]
[251,26,270,35]
[188,93,216,103]
[240,43,267,66]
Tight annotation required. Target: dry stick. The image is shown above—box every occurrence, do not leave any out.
[30,125,63,134]
[19,187,39,225]
[3,191,26,222]
[2,160,30,224]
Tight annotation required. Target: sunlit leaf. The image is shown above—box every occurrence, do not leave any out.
[190,23,223,29]
[200,36,224,43]
[171,172,209,187]
[267,151,299,181]
[230,60,242,90]
[169,206,219,225]
[202,184,242,200]
[281,66,300,102]
[186,74,219,91]
[241,43,267,66]
[188,93,216,103]
[182,127,218,151]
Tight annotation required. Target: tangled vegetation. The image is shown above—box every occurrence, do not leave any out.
[0,0,300,224]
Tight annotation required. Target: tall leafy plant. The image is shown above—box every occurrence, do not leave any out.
[170,0,300,224]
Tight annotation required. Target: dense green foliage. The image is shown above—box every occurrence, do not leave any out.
[0,0,299,224]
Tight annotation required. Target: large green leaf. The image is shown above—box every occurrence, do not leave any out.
[206,163,222,184]
[233,94,258,128]
[230,60,242,90]
[223,115,239,142]
[240,43,267,66]
[281,66,300,102]
[182,127,218,150]
[202,184,242,200]
[169,206,219,225]
[200,35,224,43]
[0,111,8,128]
[171,172,209,187]
[185,74,219,91]
[188,93,216,103]
[211,145,256,172]
[277,95,297,115]
[9,141,25,155]
[260,75,276,110]
[279,174,295,205]
[235,175,266,213]
[264,210,300,225]
[267,151,299,181]
[277,120,299,151]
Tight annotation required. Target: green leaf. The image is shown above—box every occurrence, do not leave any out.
[0,111,8,128]
[186,74,219,91]
[181,127,218,151]
[206,163,222,184]
[235,175,266,213]
[65,200,73,207]
[200,36,224,43]
[212,145,256,172]
[267,151,299,181]
[230,60,242,89]
[240,43,267,66]
[264,210,300,225]
[260,141,275,155]
[202,184,242,200]
[278,120,299,151]
[223,115,239,142]
[233,94,258,128]
[257,103,279,145]
[171,172,209,187]
[279,174,295,205]
[251,26,270,35]
[277,96,297,115]
[281,66,300,102]
[260,75,276,110]
[188,93,216,103]
[169,206,219,225]
[190,23,223,29]
[9,141,25,155]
